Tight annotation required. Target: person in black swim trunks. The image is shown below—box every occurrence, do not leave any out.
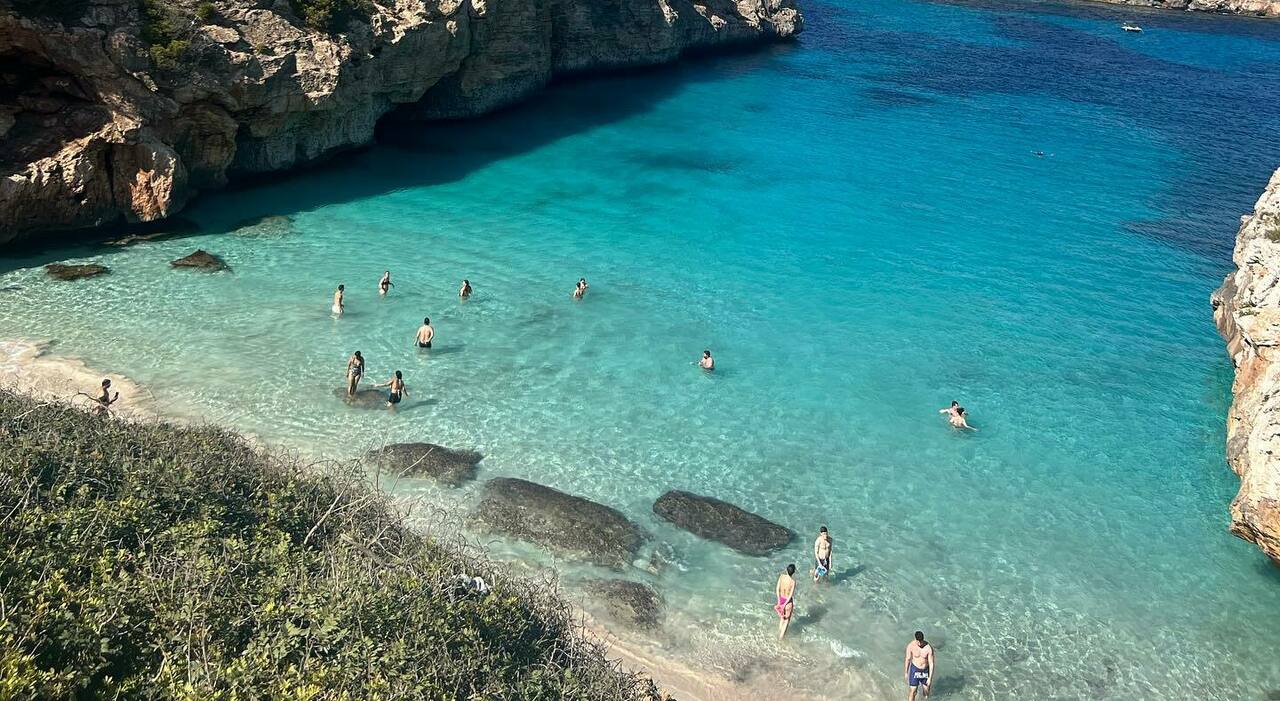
[414,317,434,349]
[375,370,407,410]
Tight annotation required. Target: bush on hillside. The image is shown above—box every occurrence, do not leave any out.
[289,0,375,32]
[0,390,662,700]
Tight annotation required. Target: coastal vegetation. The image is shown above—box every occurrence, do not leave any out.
[0,390,663,700]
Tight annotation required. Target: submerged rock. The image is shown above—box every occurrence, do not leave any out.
[365,442,482,486]
[45,263,108,281]
[652,490,792,556]
[474,478,645,568]
[585,579,664,630]
[170,249,228,271]
[232,215,294,237]
[333,387,388,409]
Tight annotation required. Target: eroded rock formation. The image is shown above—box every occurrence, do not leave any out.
[1093,0,1280,16]
[0,0,801,245]
[1211,167,1280,566]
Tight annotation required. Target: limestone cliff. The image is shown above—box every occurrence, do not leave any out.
[1212,167,1280,566]
[1088,0,1280,16]
[0,0,800,245]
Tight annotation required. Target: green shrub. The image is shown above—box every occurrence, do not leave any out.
[0,390,661,700]
[289,0,374,32]
[196,1,217,22]
[139,0,190,70]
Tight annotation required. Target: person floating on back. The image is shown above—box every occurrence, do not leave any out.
[94,378,118,416]
[459,279,472,300]
[332,284,345,316]
[379,271,394,296]
[905,630,936,700]
[345,350,364,398]
[774,563,796,640]
[572,277,589,300]
[813,526,832,582]
[375,370,407,410]
[939,400,977,431]
[699,350,715,371]
[415,318,434,349]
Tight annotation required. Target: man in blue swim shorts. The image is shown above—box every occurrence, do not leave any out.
[905,630,935,700]
[812,526,832,582]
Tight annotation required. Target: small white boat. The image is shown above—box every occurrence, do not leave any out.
[1121,24,1143,32]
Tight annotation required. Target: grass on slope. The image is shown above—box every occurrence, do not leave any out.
[0,390,663,700]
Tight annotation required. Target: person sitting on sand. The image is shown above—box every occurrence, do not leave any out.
[905,630,936,700]
[940,401,977,431]
[346,351,364,398]
[813,526,832,582]
[379,271,394,296]
[94,378,118,416]
[699,350,715,371]
[332,284,345,316]
[572,277,589,300]
[774,563,797,640]
[374,370,407,409]
[459,279,472,300]
[414,318,434,349]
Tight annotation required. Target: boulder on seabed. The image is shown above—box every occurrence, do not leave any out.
[365,442,482,486]
[45,263,108,281]
[474,478,646,569]
[652,490,792,556]
[333,387,387,409]
[585,579,664,630]
[170,249,227,271]
[232,215,293,236]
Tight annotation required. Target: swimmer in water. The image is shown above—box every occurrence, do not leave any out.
[345,350,364,398]
[94,378,118,416]
[379,271,394,296]
[374,369,407,410]
[905,630,936,700]
[813,526,832,582]
[774,563,796,640]
[414,317,434,349]
[572,277,588,300]
[939,401,977,431]
[332,284,345,316]
[699,350,714,371]
[459,279,472,300]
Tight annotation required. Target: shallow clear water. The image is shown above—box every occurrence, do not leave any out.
[4,0,1280,697]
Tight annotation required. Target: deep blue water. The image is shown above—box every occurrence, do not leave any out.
[3,0,1280,697]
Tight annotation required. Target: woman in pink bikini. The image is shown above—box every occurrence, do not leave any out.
[774,563,796,640]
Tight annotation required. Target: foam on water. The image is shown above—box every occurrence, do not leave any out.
[3,0,1280,697]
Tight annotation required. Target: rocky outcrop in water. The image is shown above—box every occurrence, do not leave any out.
[1211,166,1280,566]
[1091,0,1280,16]
[364,442,482,485]
[0,0,801,246]
[585,578,664,630]
[474,477,646,567]
[45,262,108,280]
[652,489,791,555]
[170,249,227,270]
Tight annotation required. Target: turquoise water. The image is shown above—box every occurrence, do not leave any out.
[4,0,1280,697]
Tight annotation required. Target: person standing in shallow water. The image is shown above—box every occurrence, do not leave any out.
[813,526,832,582]
[905,630,936,700]
[572,277,588,300]
[459,279,472,300]
[374,369,407,410]
[379,271,394,296]
[94,378,118,416]
[699,350,714,371]
[414,318,434,349]
[332,284,345,316]
[345,351,364,398]
[774,563,796,640]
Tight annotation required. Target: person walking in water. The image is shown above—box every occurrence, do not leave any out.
[572,277,589,300]
[774,563,797,640]
[414,318,434,349]
[905,631,936,700]
[813,526,832,582]
[345,351,364,398]
[379,271,394,296]
[699,349,715,371]
[459,279,472,300]
[374,370,407,410]
[940,401,977,431]
[93,378,118,416]
[332,284,345,316]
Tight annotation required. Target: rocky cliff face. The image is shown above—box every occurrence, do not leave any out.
[0,0,800,245]
[1091,0,1280,16]
[1212,167,1280,566]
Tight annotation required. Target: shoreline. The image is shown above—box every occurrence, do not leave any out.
[0,338,792,701]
